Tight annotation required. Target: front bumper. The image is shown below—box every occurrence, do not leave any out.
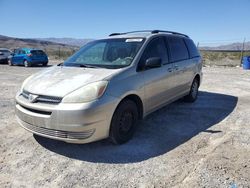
[29,59,48,65]
[0,57,8,62]
[15,92,119,143]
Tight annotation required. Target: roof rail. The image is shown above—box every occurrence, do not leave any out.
[109,33,122,36]
[109,30,152,36]
[109,30,189,38]
[151,30,189,38]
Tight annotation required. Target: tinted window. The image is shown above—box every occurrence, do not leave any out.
[19,50,25,54]
[167,37,189,62]
[31,50,46,55]
[140,37,168,65]
[184,39,200,58]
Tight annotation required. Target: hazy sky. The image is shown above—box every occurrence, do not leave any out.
[0,0,250,44]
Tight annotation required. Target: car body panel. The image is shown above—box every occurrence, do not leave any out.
[23,66,122,97]
[15,31,202,143]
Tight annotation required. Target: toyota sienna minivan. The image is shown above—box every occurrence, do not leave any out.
[15,30,202,144]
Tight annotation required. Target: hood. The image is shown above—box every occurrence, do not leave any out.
[23,66,121,97]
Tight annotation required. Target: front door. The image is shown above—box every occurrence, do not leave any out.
[138,37,175,114]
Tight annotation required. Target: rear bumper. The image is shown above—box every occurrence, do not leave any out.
[15,93,119,143]
[29,59,48,64]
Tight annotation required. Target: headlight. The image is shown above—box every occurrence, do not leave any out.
[62,81,108,103]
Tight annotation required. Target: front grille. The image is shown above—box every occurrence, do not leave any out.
[22,90,62,104]
[20,104,52,115]
[22,122,95,140]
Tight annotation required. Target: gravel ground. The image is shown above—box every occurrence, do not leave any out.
[0,63,250,188]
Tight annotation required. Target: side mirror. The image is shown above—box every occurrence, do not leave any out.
[145,57,162,69]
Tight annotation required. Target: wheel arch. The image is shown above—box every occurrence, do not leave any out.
[194,74,201,87]
[117,94,144,120]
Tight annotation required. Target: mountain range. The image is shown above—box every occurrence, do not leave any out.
[0,35,78,50]
[34,37,93,47]
[0,34,249,51]
[199,42,250,51]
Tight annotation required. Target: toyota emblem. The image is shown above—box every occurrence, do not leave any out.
[28,94,38,103]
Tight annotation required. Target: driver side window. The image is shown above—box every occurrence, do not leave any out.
[138,37,168,70]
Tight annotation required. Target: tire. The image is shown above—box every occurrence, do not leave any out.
[184,78,199,102]
[42,62,48,67]
[8,59,13,66]
[109,100,139,144]
[24,60,31,67]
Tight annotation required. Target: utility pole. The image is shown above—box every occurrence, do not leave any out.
[59,47,61,59]
[240,38,246,66]
[197,42,199,48]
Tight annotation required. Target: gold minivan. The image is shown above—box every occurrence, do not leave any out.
[15,30,202,144]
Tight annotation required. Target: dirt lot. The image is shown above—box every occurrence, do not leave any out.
[0,63,250,188]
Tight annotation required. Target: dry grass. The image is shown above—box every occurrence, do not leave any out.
[201,51,250,67]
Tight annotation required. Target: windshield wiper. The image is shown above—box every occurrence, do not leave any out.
[79,64,100,68]
[60,63,100,68]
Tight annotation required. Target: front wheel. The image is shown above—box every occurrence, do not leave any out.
[24,60,31,67]
[184,78,199,102]
[109,100,139,144]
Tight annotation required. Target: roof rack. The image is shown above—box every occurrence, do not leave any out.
[109,30,189,38]
[151,30,189,38]
[109,30,152,36]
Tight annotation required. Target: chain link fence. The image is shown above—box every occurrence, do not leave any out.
[42,46,79,61]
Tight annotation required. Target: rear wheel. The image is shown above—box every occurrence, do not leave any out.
[8,59,13,66]
[184,78,199,102]
[42,62,48,67]
[24,60,31,67]
[109,100,138,144]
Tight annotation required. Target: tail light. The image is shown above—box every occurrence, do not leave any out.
[27,53,32,57]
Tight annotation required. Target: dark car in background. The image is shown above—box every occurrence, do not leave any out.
[0,48,12,64]
[9,48,48,67]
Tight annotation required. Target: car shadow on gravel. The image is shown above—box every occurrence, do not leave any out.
[35,91,238,164]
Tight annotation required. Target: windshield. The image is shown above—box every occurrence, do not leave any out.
[63,38,145,69]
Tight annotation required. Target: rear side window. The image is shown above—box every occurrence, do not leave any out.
[31,50,46,55]
[140,37,168,65]
[167,37,189,62]
[184,39,200,58]
[19,50,25,54]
